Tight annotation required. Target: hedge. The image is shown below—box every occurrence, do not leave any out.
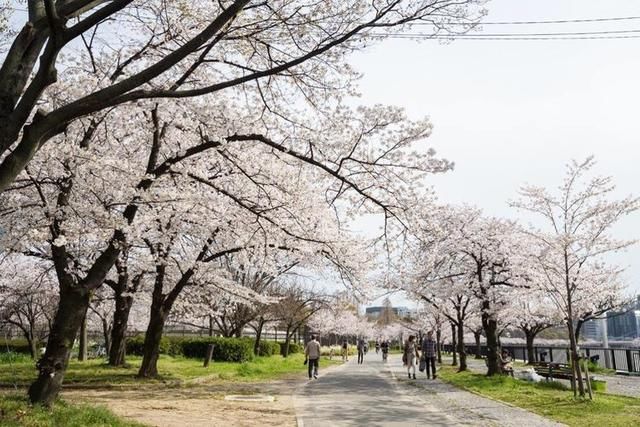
[0,339,33,355]
[279,341,302,355]
[181,337,254,362]
[126,335,254,362]
[125,335,184,357]
[255,340,280,357]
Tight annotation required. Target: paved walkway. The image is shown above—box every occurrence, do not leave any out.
[294,353,564,427]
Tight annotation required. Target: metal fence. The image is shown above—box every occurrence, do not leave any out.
[443,343,640,374]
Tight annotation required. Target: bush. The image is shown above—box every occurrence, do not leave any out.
[181,337,254,362]
[126,335,259,362]
[0,339,32,355]
[0,351,33,364]
[125,335,184,357]
[279,341,302,356]
[255,340,280,357]
[591,379,607,392]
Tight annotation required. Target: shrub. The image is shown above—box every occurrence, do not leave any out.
[279,341,302,356]
[0,339,32,355]
[255,340,280,357]
[181,337,254,362]
[591,379,607,393]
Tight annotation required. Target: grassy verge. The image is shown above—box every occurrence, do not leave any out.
[0,353,341,387]
[0,393,143,427]
[437,365,640,427]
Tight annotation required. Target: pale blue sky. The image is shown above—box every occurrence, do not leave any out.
[353,0,640,306]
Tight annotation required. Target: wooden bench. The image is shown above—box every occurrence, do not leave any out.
[531,362,574,380]
[484,356,514,377]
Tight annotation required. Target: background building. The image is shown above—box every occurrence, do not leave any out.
[606,297,640,341]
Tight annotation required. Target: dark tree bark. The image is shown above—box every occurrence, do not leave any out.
[28,285,90,406]
[208,315,214,337]
[282,327,292,357]
[253,317,266,356]
[457,314,467,372]
[525,330,536,364]
[25,328,38,360]
[108,295,133,366]
[138,304,167,378]
[450,323,457,366]
[473,330,483,359]
[482,303,500,376]
[436,327,442,364]
[78,313,88,361]
[102,317,112,356]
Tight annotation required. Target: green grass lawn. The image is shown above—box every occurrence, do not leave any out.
[0,353,341,387]
[437,365,640,427]
[0,393,143,427]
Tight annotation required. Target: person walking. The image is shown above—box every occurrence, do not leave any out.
[381,340,389,361]
[375,339,381,354]
[357,337,365,364]
[341,339,349,362]
[421,331,437,379]
[403,335,420,379]
[304,335,321,379]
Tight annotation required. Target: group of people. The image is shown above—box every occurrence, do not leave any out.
[403,331,437,380]
[305,332,514,381]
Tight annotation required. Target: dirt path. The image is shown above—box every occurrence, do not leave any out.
[63,379,301,427]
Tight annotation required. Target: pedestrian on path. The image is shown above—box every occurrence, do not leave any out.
[421,331,437,379]
[403,335,420,379]
[381,340,389,361]
[304,335,321,379]
[357,338,366,364]
[341,339,349,362]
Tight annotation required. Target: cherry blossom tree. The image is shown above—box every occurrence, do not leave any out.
[510,289,560,364]
[0,255,57,358]
[512,157,638,397]
[399,204,527,375]
[0,0,485,191]
[271,283,327,357]
[0,0,488,405]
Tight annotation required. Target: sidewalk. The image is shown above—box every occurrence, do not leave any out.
[294,352,564,426]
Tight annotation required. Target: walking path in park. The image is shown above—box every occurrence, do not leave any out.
[462,357,640,398]
[294,352,563,427]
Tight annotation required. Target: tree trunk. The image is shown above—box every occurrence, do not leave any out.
[208,315,214,337]
[482,305,500,376]
[102,317,111,356]
[451,323,457,366]
[24,328,37,360]
[137,307,167,378]
[108,295,133,366]
[474,331,482,359]
[28,285,90,406]
[525,330,536,364]
[78,313,88,361]
[282,328,292,358]
[567,321,585,397]
[436,328,442,364]
[253,318,265,356]
[457,317,467,372]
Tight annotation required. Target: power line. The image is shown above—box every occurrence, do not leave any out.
[421,16,640,25]
[381,28,640,37]
[383,35,640,41]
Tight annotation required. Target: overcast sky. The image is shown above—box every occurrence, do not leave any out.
[352,0,640,306]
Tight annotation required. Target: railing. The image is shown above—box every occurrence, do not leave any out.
[442,343,640,374]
